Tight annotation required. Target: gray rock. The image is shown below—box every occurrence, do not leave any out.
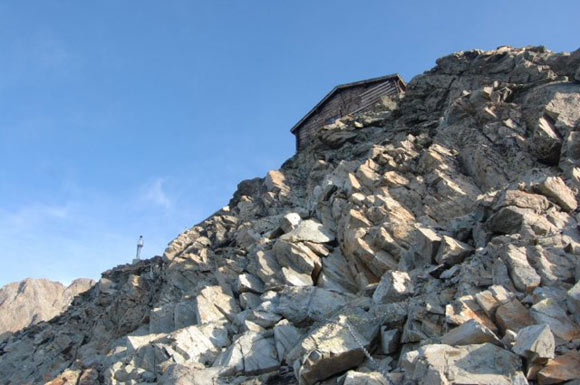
[512,324,555,363]
[400,303,446,344]
[126,332,164,353]
[273,239,322,278]
[488,206,556,235]
[246,309,282,329]
[252,250,282,288]
[537,350,580,385]
[356,161,380,190]
[496,298,535,334]
[280,212,302,233]
[440,319,502,346]
[445,294,498,333]
[530,299,580,342]
[174,300,198,330]
[317,250,358,294]
[434,235,473,266]
[474,285,515,317]
[492,257,518,292]
[562,131,580,164]
[166,321,230,365]
[274,319,304,364]
[194,285,240,324]
[532,116,562,164]
[289,310,380,385]
[265,169,290,194]
[6,46,580,385]
[212,331,280,376]
[502,329,518,348]
[281,219,335,243]
[567,280,580,316]
[413,226,441,264]
[380,327,401,354]
[150,303,177,333]
[342,370,402,385]
[499,244,541,292]
[159,364,220,385]
[526,245,576,286]
[530,175,578,213]
[274,286,350,325]
[493,189,551,212]
[401,343,527,385]
[240,292,261,310]
[372,271,413,304]
[371,301,409,325]
[235,273,265,294]
[279,266,314,287]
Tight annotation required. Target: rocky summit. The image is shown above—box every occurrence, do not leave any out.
[0,278,95,340]
[1,45,580,385]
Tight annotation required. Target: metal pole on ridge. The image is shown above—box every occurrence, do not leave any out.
[135,235,144,260]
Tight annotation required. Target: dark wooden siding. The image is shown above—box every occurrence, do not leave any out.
[295,78,402,151]
[353,80,401,113]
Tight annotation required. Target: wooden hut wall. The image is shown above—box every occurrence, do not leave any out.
[353,79,401,113]
[295,79,401,151]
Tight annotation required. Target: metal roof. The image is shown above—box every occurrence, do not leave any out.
[290,73,405,134]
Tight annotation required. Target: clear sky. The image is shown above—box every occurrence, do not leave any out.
[0,1,578,286]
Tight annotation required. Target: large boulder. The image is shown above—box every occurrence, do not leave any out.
[532,116,562,164]
[440,319,502,346]
[280,219,335,243]
[273,286,351,325]
[445,294,498,333]
[274,319,304,364]
[273,239,322,280]
[159,364,219,385]
[495,299,535,334]
[495,244,541,292]
[528,175,578,212]
[194,285,240,324]
[343,370,402,385]
[401,343,527,385]
[537,350,580,385]
[280,212,302,233]
[372,271,414,304]
[212,331,280,376]
[474,285,516,317]
[511,324,555,363]
[530,299,580,342]
[288,310,381,385]
[434,235,473,266]
[152,321,230,366]
[487,206,556,236]
[413,226,441,265]
[317,250,358,294]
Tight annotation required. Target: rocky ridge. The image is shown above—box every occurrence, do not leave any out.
[1,45,580,385]
[0,278,95,339]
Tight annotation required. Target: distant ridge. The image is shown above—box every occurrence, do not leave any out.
[0,277,95,338]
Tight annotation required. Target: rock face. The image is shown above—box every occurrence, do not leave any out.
[1,46,580,385]
[0,278,94,337]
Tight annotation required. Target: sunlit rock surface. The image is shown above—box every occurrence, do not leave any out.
[1,46,580,385]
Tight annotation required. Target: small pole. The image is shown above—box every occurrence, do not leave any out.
[135,235,144,261]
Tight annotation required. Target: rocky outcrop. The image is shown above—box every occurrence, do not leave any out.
[0,278,94,338]
[1,45,580,385]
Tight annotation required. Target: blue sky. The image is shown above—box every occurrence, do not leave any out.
[0,1,578,286]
